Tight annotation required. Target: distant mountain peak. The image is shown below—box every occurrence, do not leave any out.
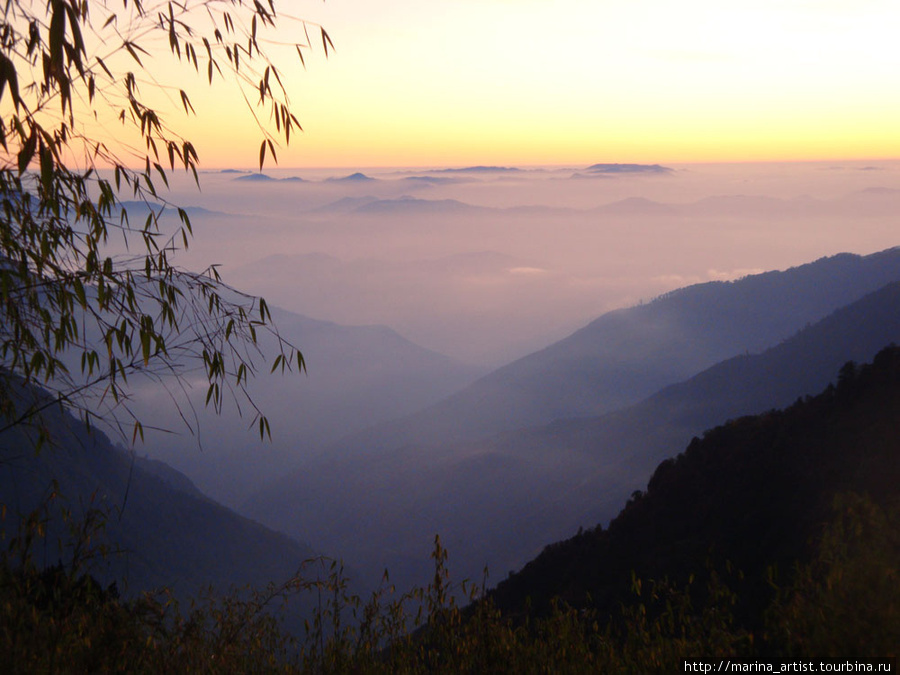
[234,172,275,182]
[116,201,228,217]
[234,173,305,183]
[327,172,375,182]
[432,166,523,174]
[585,163,673,174]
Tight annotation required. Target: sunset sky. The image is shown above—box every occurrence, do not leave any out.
[158,0,900,168]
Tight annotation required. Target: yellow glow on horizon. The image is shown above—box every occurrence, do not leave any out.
[117,0,900,169]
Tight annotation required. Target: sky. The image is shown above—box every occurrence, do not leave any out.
[162,0,900,168]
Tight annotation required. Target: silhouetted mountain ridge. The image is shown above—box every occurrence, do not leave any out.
[490,345,900,630]
[0,379,320,601]
[586,163,672,174]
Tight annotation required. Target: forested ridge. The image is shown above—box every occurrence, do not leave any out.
[491,345,900,638]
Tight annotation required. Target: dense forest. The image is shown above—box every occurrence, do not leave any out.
[490,346,900,631]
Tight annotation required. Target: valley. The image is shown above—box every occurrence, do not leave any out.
[3,160,899,666]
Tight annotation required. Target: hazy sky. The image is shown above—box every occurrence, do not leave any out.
[154,0,900,168]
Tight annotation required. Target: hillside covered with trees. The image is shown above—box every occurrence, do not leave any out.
[490,344,900,652]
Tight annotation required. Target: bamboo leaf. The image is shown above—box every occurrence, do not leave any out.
[132,420,144,444]
[321,28,334,56]
[141,330,150,365]
[123,41,147,66]
[39,141,54,192]
[179,90,195,114]
[17,128,37,173]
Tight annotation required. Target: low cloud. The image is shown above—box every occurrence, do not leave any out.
[707,268,766,282]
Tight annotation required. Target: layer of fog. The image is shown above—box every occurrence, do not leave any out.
[101,160,900,512]
[158,161,900,367]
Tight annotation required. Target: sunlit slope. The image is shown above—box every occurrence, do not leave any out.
[245,276,900,591]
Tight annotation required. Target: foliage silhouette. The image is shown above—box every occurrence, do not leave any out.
[0,0,331,444]
[3,495,894,672]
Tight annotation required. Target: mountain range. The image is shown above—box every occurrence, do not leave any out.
[316,248,900,451]
[304,186,900,220]
[5,240,900,628]
[243,248,900,590]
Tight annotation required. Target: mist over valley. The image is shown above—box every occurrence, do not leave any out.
[5,157,900,639]
[107,160,900,590]
[160,161,900,366]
